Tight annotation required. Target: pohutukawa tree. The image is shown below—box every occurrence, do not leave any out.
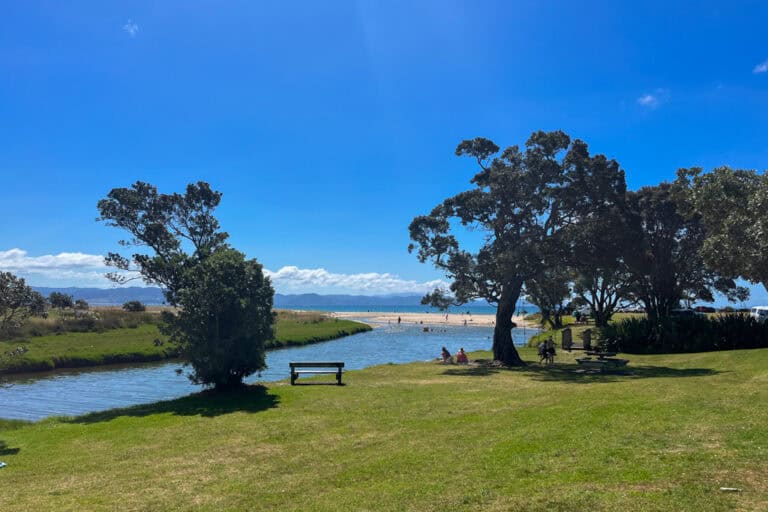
[678,167,768,294]
[409,131,627,365]
[623,182,748,322]
[97,181,275,390]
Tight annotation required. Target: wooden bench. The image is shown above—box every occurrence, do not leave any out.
[576,357,629,372]
[290,362,344,385]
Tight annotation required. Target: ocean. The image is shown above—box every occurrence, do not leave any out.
[281,304,539,316]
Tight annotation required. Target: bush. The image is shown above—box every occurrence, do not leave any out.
[123,301,146,312]
[599,314,768,354]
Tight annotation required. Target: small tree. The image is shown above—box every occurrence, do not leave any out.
[122,300,146,312]
[525,268,571,329]
[48,292,74,310]
[74,299,89,310]
[0,272,45,337]
[98,181,275,390]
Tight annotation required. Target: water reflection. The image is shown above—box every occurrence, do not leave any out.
[0,320,536,421]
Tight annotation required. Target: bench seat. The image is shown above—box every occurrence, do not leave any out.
[290,362,344,385]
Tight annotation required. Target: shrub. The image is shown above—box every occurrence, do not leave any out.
[123,301,146,312]
[599,314,768,354]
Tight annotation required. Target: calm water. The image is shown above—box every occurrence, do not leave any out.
[0,319,538,421]
[290,305,539,315]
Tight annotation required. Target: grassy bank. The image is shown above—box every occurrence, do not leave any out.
[0,311,371,374]
[0,347,766,510]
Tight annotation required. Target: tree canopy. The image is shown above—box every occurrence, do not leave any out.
[409,131,627,364]
[623,183,748,322]
[0,272,46,337]
[679,167,768,294]
[48,292,74,310]
[98,181,275,390]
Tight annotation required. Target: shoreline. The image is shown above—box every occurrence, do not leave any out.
[330,310,535,328]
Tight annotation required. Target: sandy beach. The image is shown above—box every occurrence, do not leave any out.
[332,310,533,328]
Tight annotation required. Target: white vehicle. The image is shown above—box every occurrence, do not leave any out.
[750,306,768,324]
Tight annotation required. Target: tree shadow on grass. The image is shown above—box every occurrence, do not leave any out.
[65,384,279,425]
[0,440,20,456]
[442,361,721,383]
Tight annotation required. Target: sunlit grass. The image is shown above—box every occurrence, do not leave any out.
[0,346,765,510]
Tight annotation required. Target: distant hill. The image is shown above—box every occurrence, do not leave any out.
[30,288,492,308]
[32,287,166,305]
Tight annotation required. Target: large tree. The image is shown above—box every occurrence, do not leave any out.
[0,272,46,337]
[409,131,627,365]
[97,181,275,390]
[567,202,635,327]
[623,183,748,322]
[678,167,768,294]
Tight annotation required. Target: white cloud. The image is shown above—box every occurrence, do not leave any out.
[0,248,123,287]
[753,59,768,74]
[123,19,139,37]
[0,249,449,294]
[637,93,660,108]
[637,88,670,109]
[264,266,449,295]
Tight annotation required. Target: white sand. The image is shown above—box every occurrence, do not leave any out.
[331,311,534,328]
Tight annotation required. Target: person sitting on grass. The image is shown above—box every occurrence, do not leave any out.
[456,347,468,364]
[440,346,453,364]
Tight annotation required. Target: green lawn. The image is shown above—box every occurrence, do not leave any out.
[0,313,371,373]
[1,347,766,511]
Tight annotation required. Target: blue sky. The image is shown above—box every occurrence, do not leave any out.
[1,1,767,303]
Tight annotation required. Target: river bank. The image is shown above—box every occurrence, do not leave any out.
[0,312,371,375]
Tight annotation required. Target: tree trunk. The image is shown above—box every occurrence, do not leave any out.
[493,279,525,366]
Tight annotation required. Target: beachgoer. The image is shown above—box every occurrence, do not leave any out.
[545,337,556,365]
[463,319,467,326]
[441,346,453,363]
[456,348,468,364]
[397,316,401,325]
[538,341,547,363]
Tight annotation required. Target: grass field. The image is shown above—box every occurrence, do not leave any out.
[0,347,765,511]
[0,311,371,374]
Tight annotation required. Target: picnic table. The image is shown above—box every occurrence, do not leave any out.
[576,354,629,372]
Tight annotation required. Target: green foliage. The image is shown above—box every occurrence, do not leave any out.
[3,308,159,340]
[74,299,89,310]
[623,183,748,322]
[48,292,74,309]
[0,272,47,337]
[680,166,768,293]
[98,181,275,390]
[409,131,627,364]
[160,248,275,390]
[599,314,768,354]
[525,268,570,328]
[122,300,146,312]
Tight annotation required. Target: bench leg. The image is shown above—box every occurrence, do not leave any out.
[336,370,342,385]
[291,372,297,385]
